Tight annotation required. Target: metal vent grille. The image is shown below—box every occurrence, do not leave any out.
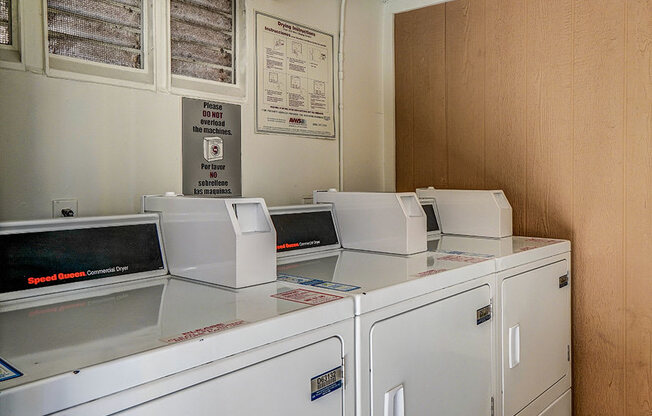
[170,0,234,84]
[47,0,144,69]
[0,0,10,45]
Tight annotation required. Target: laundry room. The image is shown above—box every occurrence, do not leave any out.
[0,0,650,415]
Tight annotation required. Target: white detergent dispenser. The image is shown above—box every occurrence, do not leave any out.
[143,194,276,288]
[313,190,426,255]
[417,187,513,238]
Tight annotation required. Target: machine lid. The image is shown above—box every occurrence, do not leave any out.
[0,215,168,301]
[270,205,342,258]
[431,235,570,271]
[0,276,352,414]
[277,250,494,315]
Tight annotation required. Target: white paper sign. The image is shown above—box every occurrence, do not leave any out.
[255,12,335,138]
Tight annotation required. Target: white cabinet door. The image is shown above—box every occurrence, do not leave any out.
[120,337,344,415]
[370,285,493,416]
[502,260,571,416]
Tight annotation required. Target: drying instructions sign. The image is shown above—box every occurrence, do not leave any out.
[255,12,335,138]
[182,98,241,196]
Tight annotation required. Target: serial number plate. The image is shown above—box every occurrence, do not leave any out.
[559,274,569,288]
[310,366,343,401]
[476,305,492,325]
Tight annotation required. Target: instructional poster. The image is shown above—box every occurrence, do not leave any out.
[255,12,335,138]
[182,98,242,197]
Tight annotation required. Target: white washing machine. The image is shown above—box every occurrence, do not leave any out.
[418,193,572,416]
[0,214,354,416]
[270,203,497,416]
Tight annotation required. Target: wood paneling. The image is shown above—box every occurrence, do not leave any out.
[412,6,447,189]
[445,0,486,189]
[625,0,652,414]
[394,11,414,192]
[395,0,652,413]
[394,6,447,191]
[525,0,573,241]
[485,0,527,234]
[572,1,626,414]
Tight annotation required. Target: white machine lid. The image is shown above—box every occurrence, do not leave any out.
[0,275,352,413]
[277,250,494,315]
[429,235,570,271]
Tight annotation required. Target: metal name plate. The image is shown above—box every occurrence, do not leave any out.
[310,366,343,401]
[476,305,492,325]
[559,274,569,288]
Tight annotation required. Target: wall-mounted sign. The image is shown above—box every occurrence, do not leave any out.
[255,12,336,139]
[182,98,241,197]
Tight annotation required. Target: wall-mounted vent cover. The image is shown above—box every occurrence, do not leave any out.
[47,0,144,69]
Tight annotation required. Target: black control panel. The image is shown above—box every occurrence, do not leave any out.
[422,203,440,233]
[1,223,165,294]
[271,210,339,253]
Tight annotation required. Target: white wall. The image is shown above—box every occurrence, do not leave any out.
[341,0,384,192]
[0,0,385,221]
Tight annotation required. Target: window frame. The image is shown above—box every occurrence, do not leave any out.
[162,0,245,101]
[0,0,24,70]
[41,0,156,90]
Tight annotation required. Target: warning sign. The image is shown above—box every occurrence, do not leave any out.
[414,268,449,278]
[161,320,247,343]
[271,288,342,305]
[182,98,241,197]
[437,255,489,264]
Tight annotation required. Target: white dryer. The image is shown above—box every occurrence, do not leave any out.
[419,194,572,416]
[0,214,354,416]
[271,203,497,416]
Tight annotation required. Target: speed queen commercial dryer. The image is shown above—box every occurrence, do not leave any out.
[418,189,572,416]
[270,200,497,416]
[0,213,354,416]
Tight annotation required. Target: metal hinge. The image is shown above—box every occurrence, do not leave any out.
[491,396,495,416]
[567,345,571,362]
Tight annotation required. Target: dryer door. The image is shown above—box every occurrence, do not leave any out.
[501,260,571,416]
[120,336,344,415]
[370,284,493,415]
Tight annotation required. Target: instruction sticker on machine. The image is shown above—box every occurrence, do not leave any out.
[271,288,342,305]
[311,366,343,401]
[255,12,335,138]
[182,98,241,197]
[278,274,360,292]
[0,358,22,382]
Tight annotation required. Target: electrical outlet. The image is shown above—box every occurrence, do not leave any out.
[52,199,78,218]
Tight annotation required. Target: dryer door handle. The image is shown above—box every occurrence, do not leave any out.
[509,324,521,368]
[384,384,405,416]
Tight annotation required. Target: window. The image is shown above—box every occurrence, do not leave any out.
[169,0,235,85]
[47,0,144,68]
[0,0,21,67]
[0,0,10,46]
[45,0,154,88]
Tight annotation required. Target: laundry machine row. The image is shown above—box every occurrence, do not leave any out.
[0,188,571,416]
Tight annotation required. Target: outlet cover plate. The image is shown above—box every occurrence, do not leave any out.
[52,199,78,218]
